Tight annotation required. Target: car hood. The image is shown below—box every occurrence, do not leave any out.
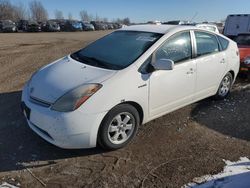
[28,56,117,103]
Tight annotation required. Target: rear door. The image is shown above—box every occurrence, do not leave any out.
[193,31,227,99]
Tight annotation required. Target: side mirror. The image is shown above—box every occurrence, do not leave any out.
[152,59,174,71]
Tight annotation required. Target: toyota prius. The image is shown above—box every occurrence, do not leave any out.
[21,25,239,150]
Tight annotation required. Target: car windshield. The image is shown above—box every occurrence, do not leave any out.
[71,31,163,70]
[236,34,250,45]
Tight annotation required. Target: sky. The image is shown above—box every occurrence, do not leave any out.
[10,0,250,23]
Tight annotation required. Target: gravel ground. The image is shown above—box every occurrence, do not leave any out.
[0,32,249,188]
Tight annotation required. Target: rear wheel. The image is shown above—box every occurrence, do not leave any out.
[214,72,233,99]
[98,104,140,150]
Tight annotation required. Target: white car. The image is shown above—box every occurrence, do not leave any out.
[195,23,220,33]
[21,25,239,150]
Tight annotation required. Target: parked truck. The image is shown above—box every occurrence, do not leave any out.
[223,14,250,39]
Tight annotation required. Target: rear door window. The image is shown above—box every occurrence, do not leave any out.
[195,31,219,57]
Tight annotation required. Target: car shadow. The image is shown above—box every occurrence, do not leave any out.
[191,82,250,142]
[0,91,105,173]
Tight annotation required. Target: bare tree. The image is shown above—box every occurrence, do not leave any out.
[54,9,64,19]
[114,17,130,25]
[13,2,27,21]
[0,0,14,20]
[29,0,48,22]
[103,17,108,22]
[95,14,100,21]
[88,14,94,22]
[123,17,130,25]
[79,10,90,22]
[68,12,73,20]
[115,18,122,24]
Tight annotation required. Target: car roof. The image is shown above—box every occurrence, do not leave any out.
[120,24,198,34]
[196,23,217,27]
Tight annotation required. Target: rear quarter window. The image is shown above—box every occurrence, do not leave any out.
[218,36,229,50]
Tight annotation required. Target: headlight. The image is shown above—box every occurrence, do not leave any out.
[51,84,102,112]
[243,57,250,65]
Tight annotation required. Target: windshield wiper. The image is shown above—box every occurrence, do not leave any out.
[85,56,109,69]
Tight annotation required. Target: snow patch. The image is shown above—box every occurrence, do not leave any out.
[183,157,250,188]
[0,182,19,188]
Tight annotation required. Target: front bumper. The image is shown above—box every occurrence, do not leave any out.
[21,84,106,149]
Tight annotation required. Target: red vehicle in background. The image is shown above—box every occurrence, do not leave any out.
[235,33,250,79]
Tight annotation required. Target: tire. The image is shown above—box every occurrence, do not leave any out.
[98,104,140,150]
[214,72,233,100]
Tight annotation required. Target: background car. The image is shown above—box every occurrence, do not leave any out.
[90,21,106,30]
[41,20,60,32]
[27,20,41,32]
[60,20,83,31]
[107,23,114,30]
[81,22,95,31]
[17,20,29,31]
[111,23,123,29]
[162,20,195,25]
[195,23,220,33]
[234,33,250,79]
[0,20,17,32]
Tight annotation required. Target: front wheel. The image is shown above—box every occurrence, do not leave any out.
[214,72,233,100]
[97,104,140,150]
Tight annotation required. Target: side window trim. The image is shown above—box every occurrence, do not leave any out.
[190,30,197,58]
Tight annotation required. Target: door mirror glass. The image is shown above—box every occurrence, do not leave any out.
[152,59,174,70]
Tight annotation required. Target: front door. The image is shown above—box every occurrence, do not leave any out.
[149,31,196,118]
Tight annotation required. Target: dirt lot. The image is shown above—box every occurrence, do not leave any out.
[0,32,250,188]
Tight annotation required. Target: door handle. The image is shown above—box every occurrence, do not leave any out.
[220,58,225,64]
[187,68,195,74]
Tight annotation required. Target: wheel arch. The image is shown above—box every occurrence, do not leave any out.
[96,101,144,149]
[229,70,235,80]
[120,101,144,125]
[97,100,144,135]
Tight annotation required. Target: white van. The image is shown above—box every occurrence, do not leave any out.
[224,14,250,38]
